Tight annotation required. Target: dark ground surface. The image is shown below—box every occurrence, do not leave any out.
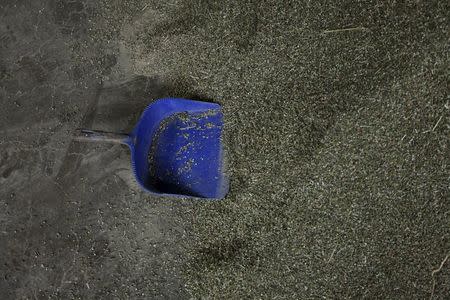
[1,0,449,299]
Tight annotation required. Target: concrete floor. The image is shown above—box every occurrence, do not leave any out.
[1,0,449,299]
[1,1,191,298]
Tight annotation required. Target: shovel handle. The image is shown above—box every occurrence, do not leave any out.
[74,129,130,144]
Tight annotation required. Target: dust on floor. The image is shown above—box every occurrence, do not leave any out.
[1,0,448,299]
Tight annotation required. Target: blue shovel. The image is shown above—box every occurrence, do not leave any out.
[74,98,229,199]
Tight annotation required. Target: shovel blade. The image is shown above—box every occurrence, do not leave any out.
[129,98,229,199]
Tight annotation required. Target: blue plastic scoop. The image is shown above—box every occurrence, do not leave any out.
[74,98,229,199]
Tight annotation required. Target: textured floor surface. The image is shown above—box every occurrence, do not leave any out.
[1,0,449,299]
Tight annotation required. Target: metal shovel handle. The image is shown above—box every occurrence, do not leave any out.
[74,129,129,144]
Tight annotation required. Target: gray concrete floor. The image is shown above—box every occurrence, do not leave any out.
[1,0,449,299]
[1,1,191,299]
